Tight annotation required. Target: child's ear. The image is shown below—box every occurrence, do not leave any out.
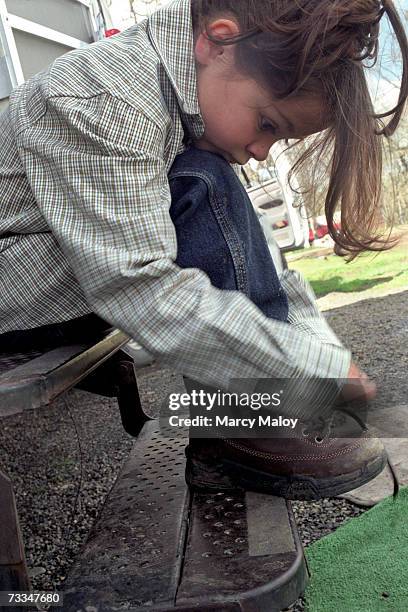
[194,19,240,66]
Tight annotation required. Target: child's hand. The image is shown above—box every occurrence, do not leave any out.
[339,361,377,403]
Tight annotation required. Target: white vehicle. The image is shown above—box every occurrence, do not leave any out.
[245,172,309,252]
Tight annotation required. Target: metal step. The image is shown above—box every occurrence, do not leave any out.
[63,421,308,611]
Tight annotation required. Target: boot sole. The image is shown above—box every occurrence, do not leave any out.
[185,451,388,501]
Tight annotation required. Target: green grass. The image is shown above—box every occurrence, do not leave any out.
[288,246,408,297]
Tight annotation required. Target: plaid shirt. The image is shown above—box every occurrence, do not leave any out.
[0,0,350,387]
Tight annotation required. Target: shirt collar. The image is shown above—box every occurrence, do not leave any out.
[147,0,201,117]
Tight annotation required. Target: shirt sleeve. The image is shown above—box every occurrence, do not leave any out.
[17,93,351,389]
[257,216,343,347]
[280,269,344,347]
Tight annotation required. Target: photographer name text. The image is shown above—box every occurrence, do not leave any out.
[168,415,298,429]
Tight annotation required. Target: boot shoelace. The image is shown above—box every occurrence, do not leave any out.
[303,407,399,499]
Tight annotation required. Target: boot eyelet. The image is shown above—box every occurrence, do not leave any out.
[301,428,309,437]
[314,436,324,444]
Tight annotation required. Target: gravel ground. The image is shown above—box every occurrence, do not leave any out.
[0,289,406,608]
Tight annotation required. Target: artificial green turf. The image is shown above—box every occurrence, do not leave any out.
[304,487,408,611]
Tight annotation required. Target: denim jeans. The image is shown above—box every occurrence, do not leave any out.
[169,147,288,321]
[0,147,288,353]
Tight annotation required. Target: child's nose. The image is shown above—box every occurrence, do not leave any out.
[246,138,276,162]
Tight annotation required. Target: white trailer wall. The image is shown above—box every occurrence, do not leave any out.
[0,0,106,111]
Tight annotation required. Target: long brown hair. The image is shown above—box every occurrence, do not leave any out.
[191,1,408,255]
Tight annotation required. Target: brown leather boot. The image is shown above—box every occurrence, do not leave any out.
[185,410,388,500]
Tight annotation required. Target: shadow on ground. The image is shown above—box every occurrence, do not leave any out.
[312,275,398,297]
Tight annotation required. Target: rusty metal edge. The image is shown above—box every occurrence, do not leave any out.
[0,470,31,591]
[0,329,129,414]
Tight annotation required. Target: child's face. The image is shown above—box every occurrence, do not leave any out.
[194,20,329,164]
[195,66,329,165]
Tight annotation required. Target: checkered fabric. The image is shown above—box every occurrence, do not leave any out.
[0,0,350,388]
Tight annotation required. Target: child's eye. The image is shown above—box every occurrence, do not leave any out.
[260,117,278,133]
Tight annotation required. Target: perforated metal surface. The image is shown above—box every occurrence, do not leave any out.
[63,422,190,611]
[63,421,308,612]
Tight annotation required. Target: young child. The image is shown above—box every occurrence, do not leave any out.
[0,0,406,497]
[168,145,392,499]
